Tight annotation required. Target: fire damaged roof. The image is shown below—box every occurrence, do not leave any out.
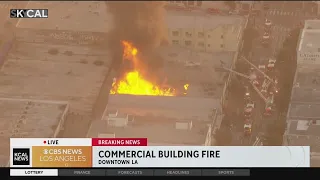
[0,98,67,166]
[16,1,112,32]
[87,109,215,145]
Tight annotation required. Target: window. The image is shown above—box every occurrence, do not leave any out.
[172,40,179,45]
[172,31,179,36]
[220,44,224,48]
[198,32,204,38]
[221,35,224,39]
[185,40,192,46]
[198,42,204,47]
[208,34,211,38]
[185,32,192,37]
[207,44,211,47]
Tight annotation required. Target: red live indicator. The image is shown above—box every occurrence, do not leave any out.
[92,138,147,146]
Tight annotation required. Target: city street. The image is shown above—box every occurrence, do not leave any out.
[265,1,317,29]
[227,4,295,145]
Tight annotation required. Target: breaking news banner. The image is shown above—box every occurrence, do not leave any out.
[10,138,310,169]
[10,9,48,18]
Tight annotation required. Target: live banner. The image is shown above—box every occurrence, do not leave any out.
[10,138,310,168]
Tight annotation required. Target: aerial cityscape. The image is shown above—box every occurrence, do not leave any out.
[0,1,320,167]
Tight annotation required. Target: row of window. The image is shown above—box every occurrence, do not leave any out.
[169,1,203,7]
[172,31,225,39]
[172,40,225,48]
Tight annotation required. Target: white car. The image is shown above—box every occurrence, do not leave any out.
[263,33,270,39]
[258,65,266,70]
[267,63,275,68]
[246,103,255,109]
[268,58,276,64]
[265,19,272,26]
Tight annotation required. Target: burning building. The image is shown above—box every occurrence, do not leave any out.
[88,39,237,145]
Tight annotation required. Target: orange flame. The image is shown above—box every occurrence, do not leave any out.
[110,41,181,96]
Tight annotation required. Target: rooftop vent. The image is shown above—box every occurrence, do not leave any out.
[98,133,115,138]
[307,43,313,48]
[108,113,128,127]
[128,115,135,123]
[175,121,193,130]
[107,109,118,118]
[296,120,309,131]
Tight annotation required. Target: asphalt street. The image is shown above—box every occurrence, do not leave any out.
[265,1,317,29]
[248,7,292,144]
[228,4,298,145]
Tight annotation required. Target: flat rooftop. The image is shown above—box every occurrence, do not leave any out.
[0,41,110,114]
[16,1,112,32]
[0,98,67,166]
[298,29,320,52]
[166,10,245,30]
[304,20,320,30]
[156,46,235,98]
[294,70,320,89]
[107,95,219,121]
[291,88,320,102]
[87,110,213,145]
[290,69,320,103]
[288,103,320,119]
[286,120,320,152]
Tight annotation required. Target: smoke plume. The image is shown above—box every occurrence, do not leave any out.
[105,1,168,70]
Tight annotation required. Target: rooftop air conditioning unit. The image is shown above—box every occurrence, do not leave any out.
[175,121,193,130]
[107,109,118,118]
[108,114,128,127]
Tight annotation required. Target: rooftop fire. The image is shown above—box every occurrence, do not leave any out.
[110,41,188,96]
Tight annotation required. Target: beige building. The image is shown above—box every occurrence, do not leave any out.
[166,12,245,53]
[284,19,320,166]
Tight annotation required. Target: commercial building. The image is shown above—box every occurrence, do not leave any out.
[0,98,68,166]
[166,1,253,12]
[297,20,320,66]
[166,10,246,53]
[284,19,320,166]
[87,46,238,145]
[0,2,112,139]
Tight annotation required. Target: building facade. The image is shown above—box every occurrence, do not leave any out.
[297,21,320,66]
[166,13,244,53]
[284,19,320,166]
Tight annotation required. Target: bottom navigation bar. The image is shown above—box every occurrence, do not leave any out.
[10,169,250,176]
[10,169,58,176]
